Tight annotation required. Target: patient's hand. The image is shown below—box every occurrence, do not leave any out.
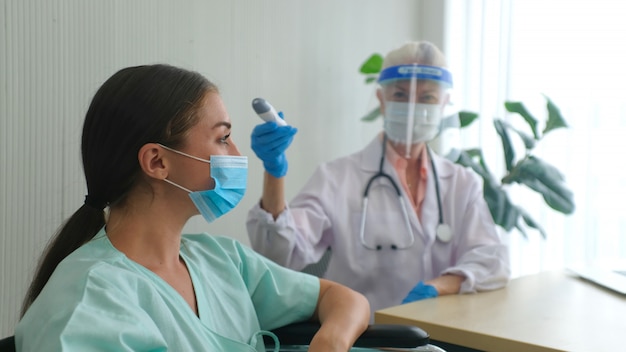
[309,279,370,351]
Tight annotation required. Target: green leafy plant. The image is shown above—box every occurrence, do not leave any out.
[358,53,575,237]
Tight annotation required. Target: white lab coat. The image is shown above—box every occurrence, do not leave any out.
[247,136,510,313]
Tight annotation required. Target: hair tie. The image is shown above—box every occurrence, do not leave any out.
[84,195,107,210]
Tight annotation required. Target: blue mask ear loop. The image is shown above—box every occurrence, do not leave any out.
[158,142,212,194]
[158,143,212,164]
[162,178,193,193]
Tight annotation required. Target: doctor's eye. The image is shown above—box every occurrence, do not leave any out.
[419,94,439,104]
[391,91,409,101]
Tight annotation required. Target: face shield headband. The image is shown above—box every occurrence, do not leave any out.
[378,64,453,157]
[377,64,453,88]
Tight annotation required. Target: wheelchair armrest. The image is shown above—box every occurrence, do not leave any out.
[267,321,430,348]
[0,335,16,352]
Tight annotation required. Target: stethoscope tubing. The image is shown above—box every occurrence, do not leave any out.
[425,146,444,227]
[359,135,448,250]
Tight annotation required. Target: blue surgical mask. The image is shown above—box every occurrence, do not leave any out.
[158,144,248,223]
[383,101,442,145]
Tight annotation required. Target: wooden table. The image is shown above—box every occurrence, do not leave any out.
[375,270,626,351]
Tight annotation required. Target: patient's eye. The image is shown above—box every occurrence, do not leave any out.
[219,133,231,145]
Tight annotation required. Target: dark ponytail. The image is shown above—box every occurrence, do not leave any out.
[21,206,105,316]
[21,64,216,316]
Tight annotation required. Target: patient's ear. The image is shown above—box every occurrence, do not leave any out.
[138,143,168,180]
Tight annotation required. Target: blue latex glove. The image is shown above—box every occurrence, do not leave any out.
[250,112,298,178]
[402,281,439,304]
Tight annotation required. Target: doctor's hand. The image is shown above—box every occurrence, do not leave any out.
[401,281,438,304]
[250,112,298,178]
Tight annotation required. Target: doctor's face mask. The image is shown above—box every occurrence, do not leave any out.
[158,144,248,223]
[378,64,452,156]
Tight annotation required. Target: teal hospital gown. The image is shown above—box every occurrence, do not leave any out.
[16,228,319,351]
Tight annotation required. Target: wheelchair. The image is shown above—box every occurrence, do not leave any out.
[264,321,447,351]
[0,323,446,352]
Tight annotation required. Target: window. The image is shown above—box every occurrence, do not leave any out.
[445,0,626,277]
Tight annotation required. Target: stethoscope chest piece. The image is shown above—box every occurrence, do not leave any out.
[436,223,452,243]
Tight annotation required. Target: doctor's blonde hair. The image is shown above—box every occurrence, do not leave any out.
[382,41,448,68]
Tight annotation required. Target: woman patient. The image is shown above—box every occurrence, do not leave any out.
[16,64,369,351]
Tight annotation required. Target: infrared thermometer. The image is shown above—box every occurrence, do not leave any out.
[252,98,287,126]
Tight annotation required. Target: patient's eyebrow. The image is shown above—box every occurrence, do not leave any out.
[213,121,232,129]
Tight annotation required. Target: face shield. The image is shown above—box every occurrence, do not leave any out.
[429,111,462,161]
[378,64,453,158]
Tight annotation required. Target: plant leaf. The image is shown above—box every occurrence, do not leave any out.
[360,106,381,122]
[483,182,508,228]
[359,53,383,74]
[494,119,515,171]
[543,95,568,135]
[365,76,377,84]
[499,119,536,150]
[457,150,493,182]
[506,156,575,214]
[500,195,522,231]
[518,208,547,238]
[457,150,536,234]
[514,223,529,239]
[464,149,482,159]
[458,110,479,128]
[484,182,520,231]
[505,101,539,139]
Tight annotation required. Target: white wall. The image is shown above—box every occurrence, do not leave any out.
[0,0,446,337]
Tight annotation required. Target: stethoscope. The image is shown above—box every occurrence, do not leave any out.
[358,134,452,250]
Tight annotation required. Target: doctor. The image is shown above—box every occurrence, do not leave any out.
[247,41,510,314]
